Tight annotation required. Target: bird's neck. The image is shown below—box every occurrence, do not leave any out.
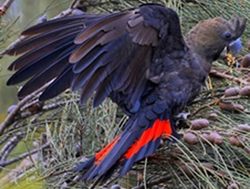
[184,33,218,74]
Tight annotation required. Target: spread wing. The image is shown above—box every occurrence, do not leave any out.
[5,4,185,109]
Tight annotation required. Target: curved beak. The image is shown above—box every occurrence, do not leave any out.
[227,38,243,56]
[226,16,246,56]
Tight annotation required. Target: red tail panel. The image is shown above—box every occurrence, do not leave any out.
[95,136,120,164]
[79,119,173,180]
[124,119,171,159]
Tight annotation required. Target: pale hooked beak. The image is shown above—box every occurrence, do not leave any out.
[227,38,243,55]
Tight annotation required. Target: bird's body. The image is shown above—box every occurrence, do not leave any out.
[3,4,246,181]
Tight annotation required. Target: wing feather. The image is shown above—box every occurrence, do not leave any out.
[7,26,82,56]
[39,65,74,101]
[6,4,186,113]
[74,11,131,44]
[17,45,76,97]
[8,30,79,70]
[21,15,85,35]
[7,37,75,85]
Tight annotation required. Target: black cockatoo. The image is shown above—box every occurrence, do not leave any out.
[2,4,246,181]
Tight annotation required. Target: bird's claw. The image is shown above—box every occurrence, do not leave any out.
[176,112,190,120]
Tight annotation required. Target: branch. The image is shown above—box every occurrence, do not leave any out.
[2,98,79,136]
[0,0,15,16]
[0,82,51,136]
[0,133,23,161]
[70,0,88,11]
[210,69,249,85]
[132,175,172,189]
[0,142,50,168]
[0,124,24,145]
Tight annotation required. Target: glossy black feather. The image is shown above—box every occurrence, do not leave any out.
[8,26,82,56]
[72,45,106,73]
[8,31,79,71]
[21,15,86,35]
[119,139,160,176]
[17,45,76,98]
[79,67,113,104]
[27,12,108,37]
[39,66,74,101]
[7,37,75,85]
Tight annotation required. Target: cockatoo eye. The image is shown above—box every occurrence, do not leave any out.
[223,31,232,39]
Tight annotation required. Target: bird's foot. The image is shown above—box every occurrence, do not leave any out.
[176,112,190,120]
[174,112,190,129]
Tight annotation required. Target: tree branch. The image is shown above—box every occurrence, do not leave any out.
[132,175,172,189]
[0,82,51,136]
[210,69,249,85]
[0,0,15,16]
[0,142,50,168]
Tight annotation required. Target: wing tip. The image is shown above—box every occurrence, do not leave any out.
[6,76,19,86]
[39,92,51,102]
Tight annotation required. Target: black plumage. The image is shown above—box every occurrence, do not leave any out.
[3,3,246,181]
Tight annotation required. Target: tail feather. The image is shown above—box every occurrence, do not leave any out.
[123,119,171,159]
[95,136,120,164]
[120,138,161,176]
[76,118,173,180]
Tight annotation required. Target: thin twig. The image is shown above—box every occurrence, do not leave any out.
[0,155,38,183]
[0,82,51,136]
[0,0,15,16]
[143,158,148,189]
[1,98,79,136]
[132,175,172,189]
[0,125,24,145]
[0,142,50,167]
[191,99,219,116]
[210,69,249,85]
[0,133,23,161]
[70,0,79,8]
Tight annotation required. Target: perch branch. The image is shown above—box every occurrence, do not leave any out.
[0,0,15,16]
[0,133,23,161]
[210,69,249,85]
[3,98,79,135]
[0,82,51,136]
[0,142,50,168]
[132,175,172,189]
